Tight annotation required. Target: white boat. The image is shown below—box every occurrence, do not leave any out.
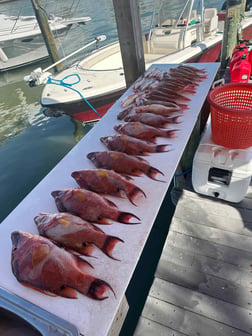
[0,12,91,71]
[27,0,252,119]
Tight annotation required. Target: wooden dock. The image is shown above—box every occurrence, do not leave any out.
[134,182,252,336]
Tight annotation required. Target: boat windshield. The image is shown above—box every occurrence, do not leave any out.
[151,0,203,29]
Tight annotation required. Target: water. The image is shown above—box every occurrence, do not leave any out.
[0,0,222,223]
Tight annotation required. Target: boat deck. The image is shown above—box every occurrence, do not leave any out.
[134,182,252,335]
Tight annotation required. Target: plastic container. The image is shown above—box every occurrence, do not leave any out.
[230,53,251,82]
[207,83,252,148]
[230,46,248,71]
[192,125,252,203]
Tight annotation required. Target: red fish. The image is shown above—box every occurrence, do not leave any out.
[100,134,170,156]
[51,188,140,225]
[11,230,114,300]
[124,113,180,128]
[114,122,177,143]
[71,168,146,205]
[34,212,123,260]
[87,151,165,181]
[135,103,181,115]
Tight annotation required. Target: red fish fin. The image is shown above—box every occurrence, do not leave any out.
[104,198,118,208]
[88,279,116,300]
[75,255,94,273]
[20,282,57,297]
[117,212,141,224]
[155,144,171,153]
[127,186,146,205]
[102,236,124,260]
[147,166,166,182]
[80,243,96,257]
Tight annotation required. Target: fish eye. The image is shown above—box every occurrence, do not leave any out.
[60,285,65,290]
[82,242,87,247]
[117,188,120,192]
[97,216,102,220]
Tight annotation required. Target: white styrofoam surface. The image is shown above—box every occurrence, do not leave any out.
[0,63,220,336]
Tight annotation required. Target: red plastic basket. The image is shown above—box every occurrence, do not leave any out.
[207,83,252,149]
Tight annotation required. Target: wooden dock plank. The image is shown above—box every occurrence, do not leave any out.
[149,278,252,334]
[156,243,252,288]
[166,230,252,269]
[174,190,252,230]
[155,253,252,310]
[134,317,186,336]
[139,296,252,336]
[173,195,252,235]
[134,182,252,335]
[170,218,252,253]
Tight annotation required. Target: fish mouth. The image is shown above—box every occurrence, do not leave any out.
[51,190,61,198]
[11,230,20,248]
[71,171,80,179]
[100,136,109,145]
[86,152,97,161]
[113,125,121,132]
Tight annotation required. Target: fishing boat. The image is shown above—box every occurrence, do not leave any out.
[0,12,91,71]
[27,0,252,120]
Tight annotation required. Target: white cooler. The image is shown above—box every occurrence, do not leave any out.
[192,124,252,203]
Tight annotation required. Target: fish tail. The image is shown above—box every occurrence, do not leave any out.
[155,144,171,153]
[88,278,116,300]
[147,166,165,181]
[102,236,124,260]
[166,129,177,138]
[126,186,146,205]
[117,212,141,224]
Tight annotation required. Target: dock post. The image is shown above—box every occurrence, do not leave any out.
[220,0,242,74]
[31,0,63,72]
[112,0,145,87]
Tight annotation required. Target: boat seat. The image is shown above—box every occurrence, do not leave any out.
[204,8,218,33]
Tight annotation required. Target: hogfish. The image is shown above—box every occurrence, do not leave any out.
[87,150,165,181]
[124,113,180,128]
[114,122,177,143]
[35,212,123,260]
[100,134,170,156]
[71,168,146,205]
[11,230,114,300]
[51,188,140,225]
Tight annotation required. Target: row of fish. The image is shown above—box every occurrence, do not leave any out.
[11,64,208,302]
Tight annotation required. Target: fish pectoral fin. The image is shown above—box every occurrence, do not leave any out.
[56,286,78,299]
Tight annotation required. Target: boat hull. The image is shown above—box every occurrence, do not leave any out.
[40,40,222,120]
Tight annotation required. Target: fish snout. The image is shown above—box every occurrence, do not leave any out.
[113,124,122,132]
[11,231,21,248]
[86,152,98,161]
[71,171,80,179]
[51,190,62,199]
[100,136,109,146]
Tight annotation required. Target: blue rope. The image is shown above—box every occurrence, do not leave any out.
[47,74,102,118]
[174,168,192,177]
